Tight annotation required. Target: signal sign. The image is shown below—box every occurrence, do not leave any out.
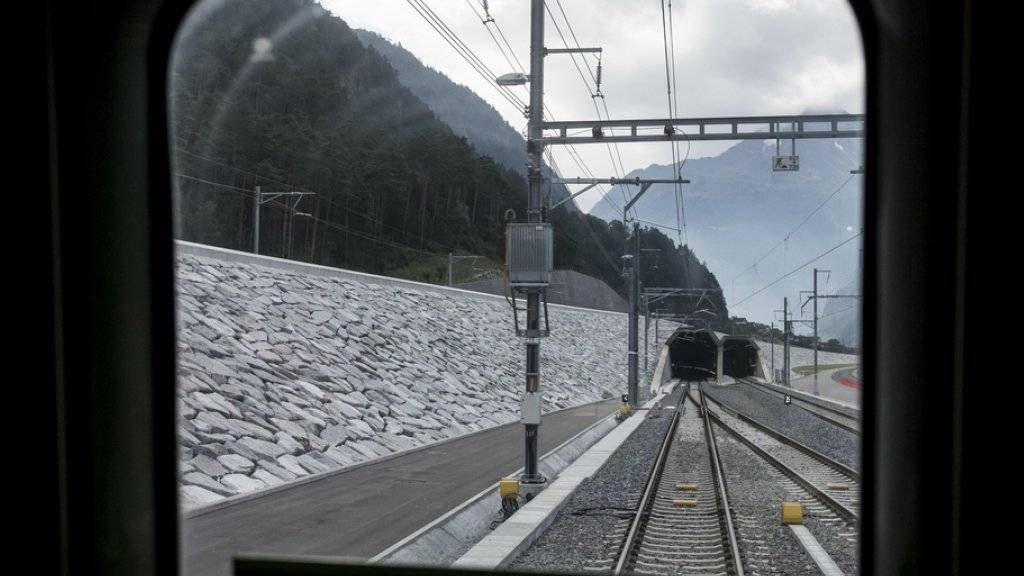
[773,155,800,171]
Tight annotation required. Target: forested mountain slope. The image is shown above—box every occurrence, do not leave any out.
[170,0,725,322]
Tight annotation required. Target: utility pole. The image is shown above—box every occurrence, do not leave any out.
[643,292,649,376]
[447,253,480,286]
[626,222,641,406]
[554,178,685,407]
[783,297,790,387]
[770,321,775,382]
[253,186,314,257]
[254,185,261,254]
[496,0,603,499]
[287,207,312,260]
[639,248,661,378]
[813,269,822,378]
[520,0,546,488]
[800,267,858,392]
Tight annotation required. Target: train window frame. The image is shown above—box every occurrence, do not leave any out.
[38,0,979,574]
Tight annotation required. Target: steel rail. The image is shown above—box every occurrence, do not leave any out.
[612,387,685,575]
[704,400,858,523]
[696,386,745,576]
[708,392,860,481]
[740,379,860,433]
[740,378,860,434]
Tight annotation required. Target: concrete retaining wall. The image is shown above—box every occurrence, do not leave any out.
[174,242,629,508]
[457,269,628,313]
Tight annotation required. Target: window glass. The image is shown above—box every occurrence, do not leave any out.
[171,1,864,574]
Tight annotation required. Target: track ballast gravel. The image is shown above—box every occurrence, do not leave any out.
[713,417,859,575]
[704,383,859,471]
[509,385,685,572]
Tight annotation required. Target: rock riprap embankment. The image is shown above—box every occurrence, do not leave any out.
[175,250,627,508]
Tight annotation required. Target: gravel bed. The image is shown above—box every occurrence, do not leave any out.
[715,423,859,575]
[508,385,686,572]
[705,383,859,471]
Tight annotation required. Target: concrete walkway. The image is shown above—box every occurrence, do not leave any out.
[452,386,675,569]
[182,398,619,576]
[453,407,652,569]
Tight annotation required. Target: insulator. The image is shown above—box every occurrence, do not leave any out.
[596,61,603,90]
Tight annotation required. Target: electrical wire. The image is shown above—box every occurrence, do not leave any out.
[178,173,447,257]
[405,0,526,111]
[728,173,859,287]
[544,1,636,219]
[732,232,863,307]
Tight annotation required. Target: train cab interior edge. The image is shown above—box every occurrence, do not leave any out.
[22,0,1005,574]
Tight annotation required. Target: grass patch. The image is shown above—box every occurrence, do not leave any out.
[792,363,857,376]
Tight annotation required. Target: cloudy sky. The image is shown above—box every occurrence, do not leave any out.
[323,0,864,213]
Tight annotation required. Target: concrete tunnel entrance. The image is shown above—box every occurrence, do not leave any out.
[668,328,719,380]
[722,336,760,379]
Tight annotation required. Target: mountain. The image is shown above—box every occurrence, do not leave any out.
[354,28,576,212]
[169,0,724,320]
[818,275,860,347]
[171,0,530,277]
[591,135,864,332]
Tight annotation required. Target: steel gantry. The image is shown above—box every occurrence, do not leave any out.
[508,0,866,493]
[538,113,865,145]
[543,116,862,409]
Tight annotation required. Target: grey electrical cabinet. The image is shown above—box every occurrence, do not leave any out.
[506,222,553,287]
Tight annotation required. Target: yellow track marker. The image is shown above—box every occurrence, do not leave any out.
[781,501,804,524]
[672,499,698,507]
[675,483,698,491]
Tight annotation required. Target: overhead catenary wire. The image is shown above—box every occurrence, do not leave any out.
[667,0,690,242]
[176,173,444,257]
[405,0,526,111]
[461,0,620,224]
[732,232,863,307]
[728,173,859,287]
[818,303,858,320]
[544,1,637,220]
[440,1,624,277]
[407,0,638,278]
[660,0,689,246]
[465,0,521,75]
[175,152,499,253]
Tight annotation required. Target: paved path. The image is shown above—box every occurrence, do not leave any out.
[789,366,861,405]
[182,399,619,576]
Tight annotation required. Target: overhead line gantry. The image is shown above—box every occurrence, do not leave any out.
[538,113,865,145]
[501,0,866,508]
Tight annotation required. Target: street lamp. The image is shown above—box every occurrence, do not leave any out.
[496,72,529,86]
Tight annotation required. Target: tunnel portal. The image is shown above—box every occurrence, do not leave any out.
[722,336,760,378]
[668,328,719,380]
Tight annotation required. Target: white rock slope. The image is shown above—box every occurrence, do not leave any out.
[175,248,627,508]
[756,339,860,378]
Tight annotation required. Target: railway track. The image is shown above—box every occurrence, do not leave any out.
[703,391,859,576]
[610,383,742,576]
[582,382,855,576]
[740,378,860,433]
[705,394,859,523]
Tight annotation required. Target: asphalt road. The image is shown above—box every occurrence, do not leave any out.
[789,366,861,405]
[181,398,619,576]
